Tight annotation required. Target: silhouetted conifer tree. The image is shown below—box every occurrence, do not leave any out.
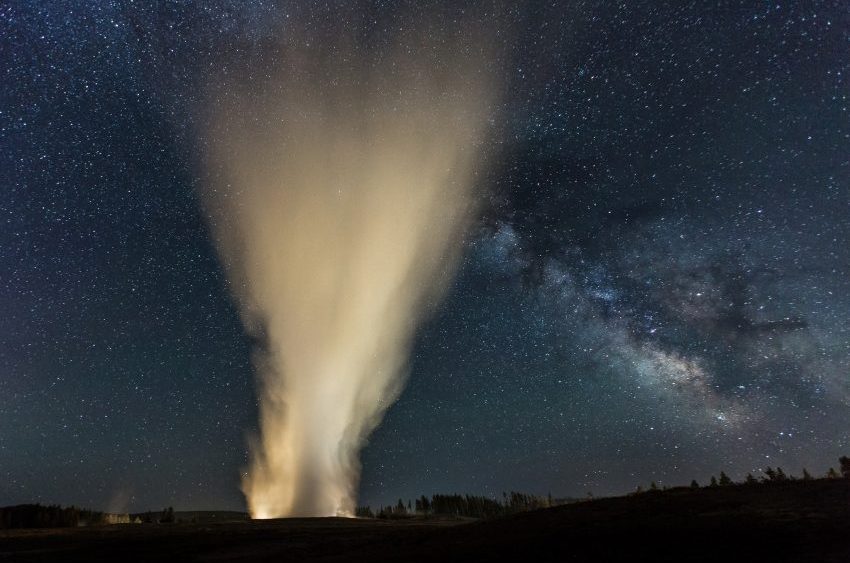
[839,456,850,478]
[160,507,175,524]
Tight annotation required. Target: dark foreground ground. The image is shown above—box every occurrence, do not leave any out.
[3,479,850,562]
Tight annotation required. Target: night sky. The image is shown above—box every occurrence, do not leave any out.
[2,1,848,513]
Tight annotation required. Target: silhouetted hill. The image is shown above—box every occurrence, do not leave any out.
[2,478,849,562]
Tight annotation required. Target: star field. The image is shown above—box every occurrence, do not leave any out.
[1,1,848,512]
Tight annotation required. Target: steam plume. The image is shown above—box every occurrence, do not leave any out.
[199,26,495,517]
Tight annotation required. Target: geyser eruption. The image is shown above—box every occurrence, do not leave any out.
[200,27,495,517]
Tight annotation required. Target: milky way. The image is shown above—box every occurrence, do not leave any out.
[1,1,848,512]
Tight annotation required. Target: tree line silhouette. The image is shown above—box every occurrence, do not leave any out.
[360,456,850,520]
[0,504,107,529]
[138,506,175,524]
[4,457,849,528]
[356,490,556,519]
[634,457,850,494]
[0,505,177,529]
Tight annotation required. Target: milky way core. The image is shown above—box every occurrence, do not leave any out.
[199,30,494,517]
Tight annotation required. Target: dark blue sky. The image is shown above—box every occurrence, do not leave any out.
[1,1,848,512]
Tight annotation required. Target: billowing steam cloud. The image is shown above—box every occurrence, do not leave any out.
[199,27,495,517]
